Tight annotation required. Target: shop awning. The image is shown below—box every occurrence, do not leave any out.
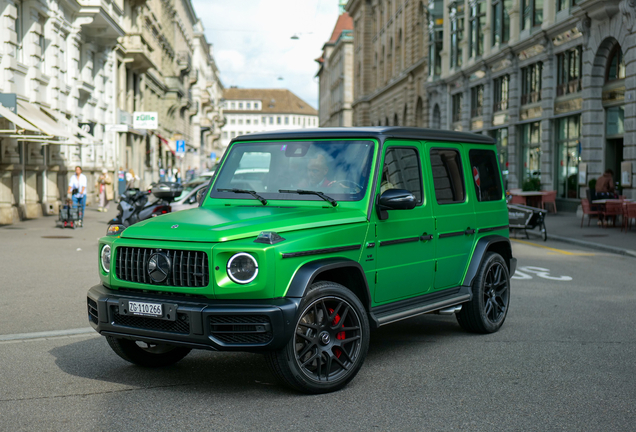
[16,101,72,139]
[0,104,40,133]
[156,133,176,155]
[40,106,97,143]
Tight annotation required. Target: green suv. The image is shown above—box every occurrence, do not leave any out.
[88,127,516,394]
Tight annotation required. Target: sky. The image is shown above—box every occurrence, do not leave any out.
[191,0,343,110]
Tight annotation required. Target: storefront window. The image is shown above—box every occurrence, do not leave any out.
[556,115,581,199]
[521,121,541,184]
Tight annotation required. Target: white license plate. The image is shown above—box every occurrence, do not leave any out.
[128,301,162,317]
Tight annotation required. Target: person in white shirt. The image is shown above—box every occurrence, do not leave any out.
[67,166,87,226]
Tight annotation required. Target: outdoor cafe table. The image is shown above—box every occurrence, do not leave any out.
[508,190,548,207]
[591,199,634,226]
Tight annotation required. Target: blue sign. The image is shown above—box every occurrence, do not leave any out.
[176,140,185,154]
[210,152,217,160]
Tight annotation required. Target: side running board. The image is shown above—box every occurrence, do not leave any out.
[370,286,471,327]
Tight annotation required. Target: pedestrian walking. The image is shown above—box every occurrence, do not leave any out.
[118,167,127,196]
[67,166,87,227]
[125,169,139,189]
[96,169,113,212]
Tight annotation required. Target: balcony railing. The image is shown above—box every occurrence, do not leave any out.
[493,100,509,112]
[556,79,581,97]
[471,106,483,118]
[520,91,541,105]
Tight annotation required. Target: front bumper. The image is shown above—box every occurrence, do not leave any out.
[87,284,300,352]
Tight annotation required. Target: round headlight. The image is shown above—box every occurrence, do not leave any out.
[227,253,258,284]
[101,245,111,273]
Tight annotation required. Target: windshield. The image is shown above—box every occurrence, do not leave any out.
[210,140,375,203]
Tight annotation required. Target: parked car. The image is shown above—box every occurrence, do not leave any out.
[171,183,208,212]
[89,127,516,394]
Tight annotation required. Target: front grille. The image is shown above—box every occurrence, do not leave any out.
[112,307,190,334]
[87,298,98,324]
[209,315,273,344]
[115,247,209,288]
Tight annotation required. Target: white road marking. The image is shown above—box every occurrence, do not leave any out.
[512,266,573,281]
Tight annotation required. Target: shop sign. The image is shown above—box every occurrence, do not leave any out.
[133,112,158,130]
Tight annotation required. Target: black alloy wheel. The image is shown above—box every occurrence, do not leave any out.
[294,296,362,383]
[266,281,370,394]
[457,252,510,334]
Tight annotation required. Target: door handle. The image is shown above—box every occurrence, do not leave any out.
[464,228,476,235]
[420,233,434,241]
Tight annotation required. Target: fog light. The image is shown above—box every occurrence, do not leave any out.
[101,245,111,273]
[227,253,258,284]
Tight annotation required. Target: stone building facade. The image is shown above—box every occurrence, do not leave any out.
[220,88,318,149]
[347,0,636,206]
[0,0,223,225]
[346,0,430,128]
[317,10,354,127]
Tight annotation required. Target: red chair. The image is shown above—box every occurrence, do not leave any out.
[580,199,601,227]
[601,202,622,227]
[541,190,557,214]
[623,203,636,231]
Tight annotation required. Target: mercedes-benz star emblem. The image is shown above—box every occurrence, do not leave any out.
[171,224,179,229]
[147,252,171,283]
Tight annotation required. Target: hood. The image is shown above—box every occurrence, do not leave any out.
[121,205,367,243]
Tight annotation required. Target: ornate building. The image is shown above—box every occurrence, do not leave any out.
[317,4,354,127]
[347,0,636,205]
[0,0,223,225]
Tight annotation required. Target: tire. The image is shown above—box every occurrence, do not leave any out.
[105,336,191,367]
[265,281,370,394]
[456,252,510,334]
[541,222,548,242]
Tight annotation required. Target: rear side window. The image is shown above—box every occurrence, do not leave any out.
[381,147,423,203]
[469,149,503,202]
[430,148,466,204]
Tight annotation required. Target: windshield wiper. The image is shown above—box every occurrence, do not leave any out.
[218,188,267,205]
[279,189,337,207]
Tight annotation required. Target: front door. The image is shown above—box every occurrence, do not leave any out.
[423,143,476,290]
[372,142,436,304]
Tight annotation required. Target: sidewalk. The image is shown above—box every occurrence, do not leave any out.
[519,209,636,258]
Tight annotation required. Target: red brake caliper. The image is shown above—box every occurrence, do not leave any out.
[329,308,346,358]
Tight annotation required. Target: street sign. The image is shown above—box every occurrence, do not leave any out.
[176,140,186,155]
[210,152,216,160]
[133,111,158,130]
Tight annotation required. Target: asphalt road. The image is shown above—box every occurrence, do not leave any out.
[1,209,635,431]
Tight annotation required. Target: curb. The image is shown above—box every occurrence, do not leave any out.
[525,230,636,258]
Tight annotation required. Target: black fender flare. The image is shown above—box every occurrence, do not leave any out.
[285,257,372,311]
[462,235,516,288]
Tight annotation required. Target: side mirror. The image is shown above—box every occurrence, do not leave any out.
[196,188,206,205]
[377,189,417,220]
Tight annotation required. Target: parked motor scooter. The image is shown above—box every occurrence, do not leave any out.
[108,182,184,229]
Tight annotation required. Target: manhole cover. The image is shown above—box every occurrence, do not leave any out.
[582,234,609,238]
[41,236,73,239]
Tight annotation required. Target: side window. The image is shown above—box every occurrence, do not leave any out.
[430,148,466,204]
[469,149,503,201]
[380,147,423,203]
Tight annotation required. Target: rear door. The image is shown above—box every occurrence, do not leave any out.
[467,147,509,233]
[423,143,476,290]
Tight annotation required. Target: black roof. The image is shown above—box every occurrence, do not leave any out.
[232,127,495,145]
